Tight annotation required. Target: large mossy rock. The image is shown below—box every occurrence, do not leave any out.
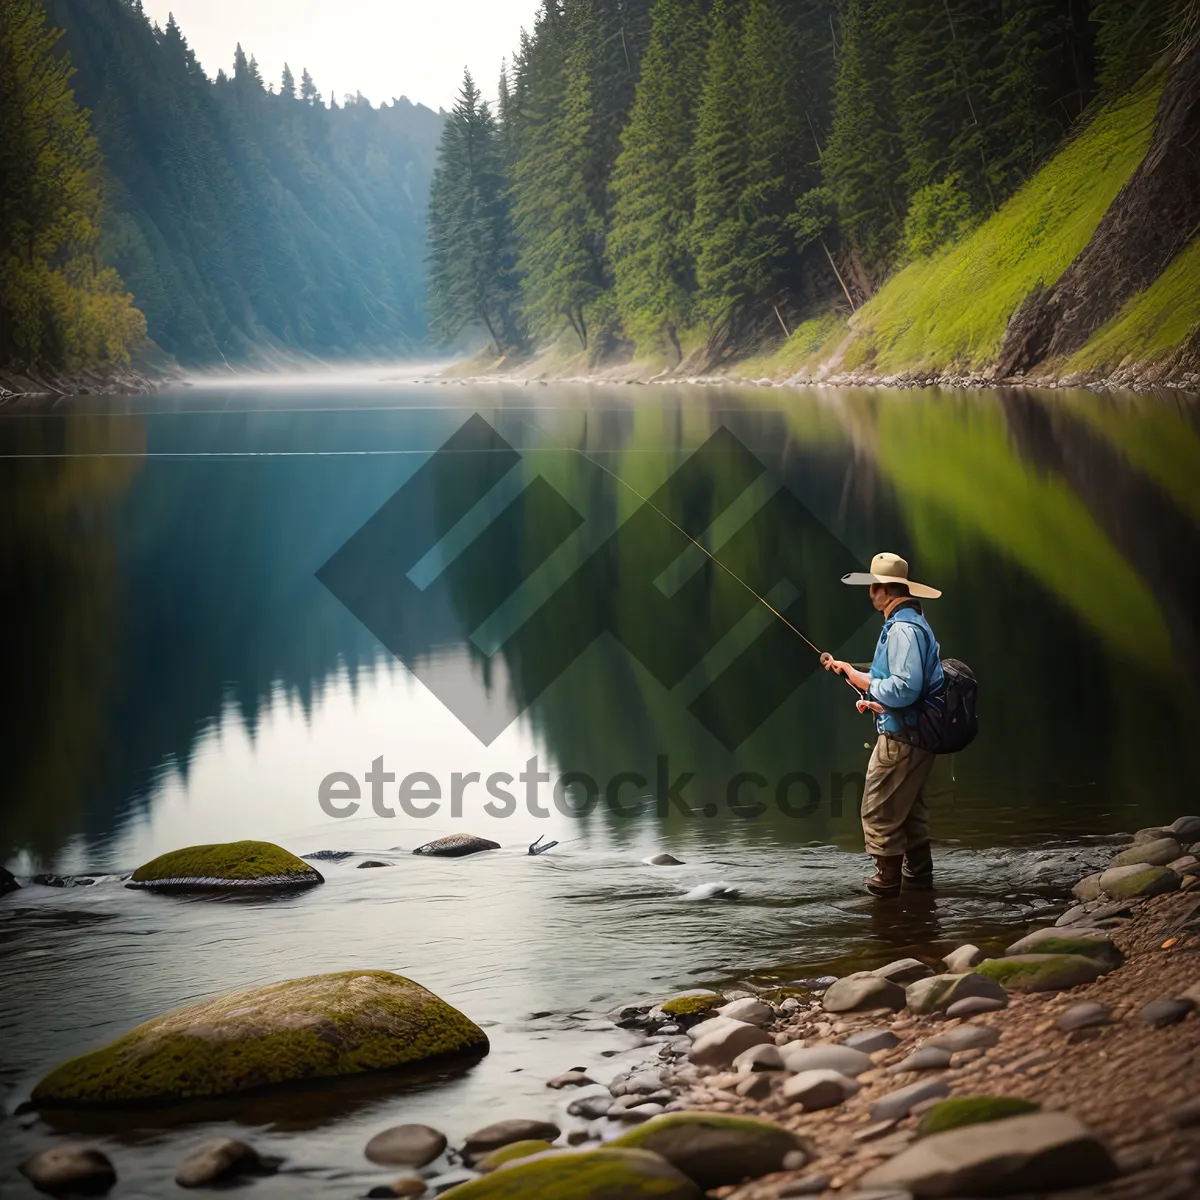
[612,1112,809,1189]
[442,1148,701,1199]
[1004,928,1124,971]
[1098,863,1180,899]
[905,972,1007,1015]
[975,954,1105,992]
[32,970,488,1105]
[860,1111,1116,1196]
[126,840,323,891]
[1108,837,1182,868]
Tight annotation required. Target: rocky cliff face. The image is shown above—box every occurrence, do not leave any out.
[998,43,1200,377]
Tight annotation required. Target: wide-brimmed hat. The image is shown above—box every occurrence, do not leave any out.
[841,552,942,599]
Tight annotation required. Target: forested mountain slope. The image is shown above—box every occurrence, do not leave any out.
[429,0,1199,387]
[1,0,443,381]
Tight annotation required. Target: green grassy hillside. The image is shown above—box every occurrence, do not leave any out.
[749,74,1199,383]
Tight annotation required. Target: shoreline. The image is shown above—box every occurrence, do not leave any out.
[435,352,1200,398]
[451,820,1200,1199]
[0,364,170,399]
[6,826,1199,1197]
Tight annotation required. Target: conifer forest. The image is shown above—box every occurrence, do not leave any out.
[1,0,1196,379]
[428,0,1196,368]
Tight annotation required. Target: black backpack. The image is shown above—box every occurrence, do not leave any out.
[891,620,978,754]
[905,657,979,754]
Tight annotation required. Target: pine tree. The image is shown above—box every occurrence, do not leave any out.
[608,0,708,357]
[281,63,296,100]
[823,0,906,283]
[428,70,522,352]
[300,67,320,105]
[508,0,593,345]
[690,0,752,326]
[0,0,145,369]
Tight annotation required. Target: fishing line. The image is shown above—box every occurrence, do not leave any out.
[518,417,867,702]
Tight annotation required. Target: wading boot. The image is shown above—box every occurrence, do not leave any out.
[865,855,903,898]
[902,842,934,891]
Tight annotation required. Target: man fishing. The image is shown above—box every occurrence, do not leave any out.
[822,553,944,898]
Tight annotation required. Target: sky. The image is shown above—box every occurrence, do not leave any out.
[141,1,541,112]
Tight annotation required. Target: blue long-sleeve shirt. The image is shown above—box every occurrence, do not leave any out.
[867,602,944,737]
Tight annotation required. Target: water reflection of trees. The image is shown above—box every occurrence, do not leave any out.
[480,387,1200,846]
[0,415,141,862]
[5,388,1198,865]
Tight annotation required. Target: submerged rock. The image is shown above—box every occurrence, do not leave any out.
[31,874,95,888]
[358,860,392,869]
[975,953,1105,992]
[32,970,488,1105]
[365,1124,448,1167]
[443,1147,700,1198]
[303,850,356,862]
[859,1111,1116,1195]
[175,1139,274,1188]
[20,1146,116,1196]
[412,834,500,858]
[462,1118,561,1159]
[612,1112,809,1189]
[643,853,685,866]
[126,840,322,891]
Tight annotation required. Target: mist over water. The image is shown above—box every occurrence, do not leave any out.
[2,379,1197,1195]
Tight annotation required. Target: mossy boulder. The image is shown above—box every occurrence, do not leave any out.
[1108,837,1182,868]
[611,1112,809,1189]
[975,953,1104,992]
[1098,863,1181,899]
[126,840,322,891]
[476,1140,555,1172]
[442,1148,700,1198]
[660,991,724,1018]
[32,970,488,1105]
[917,1096,1040,1138]
[905,972,1007,1015]
[1004,928,1124,970]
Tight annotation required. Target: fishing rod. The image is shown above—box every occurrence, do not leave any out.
[528,424,870,708]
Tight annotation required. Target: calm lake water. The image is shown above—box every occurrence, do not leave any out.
[2,376,1198,1194]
